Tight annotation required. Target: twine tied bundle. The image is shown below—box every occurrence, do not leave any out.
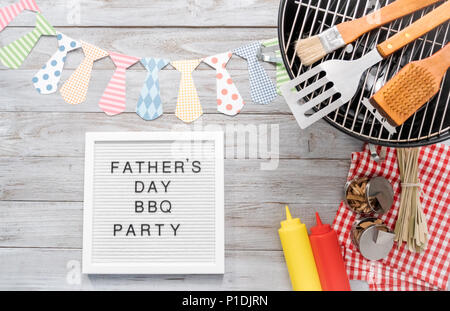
[394,148,429,253]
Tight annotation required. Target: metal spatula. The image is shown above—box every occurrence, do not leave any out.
[280,1,450,130]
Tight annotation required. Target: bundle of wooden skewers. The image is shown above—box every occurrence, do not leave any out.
[395,148,429,253]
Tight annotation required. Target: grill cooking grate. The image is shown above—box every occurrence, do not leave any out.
[278,0,449,147]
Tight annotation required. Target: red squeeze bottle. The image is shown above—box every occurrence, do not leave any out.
[309,212,351,291]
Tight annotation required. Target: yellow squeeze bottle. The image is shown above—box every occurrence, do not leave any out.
[278,205,322,291]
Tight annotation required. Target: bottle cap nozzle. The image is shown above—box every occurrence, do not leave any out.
[315,212,323,226]
[285,205,292,220]
[280,205,301,228]
[310,212,332,235]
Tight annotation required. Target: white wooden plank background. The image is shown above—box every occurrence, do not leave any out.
[3,0,442,291]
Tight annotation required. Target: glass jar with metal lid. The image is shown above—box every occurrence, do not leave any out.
[344,176,394,215]
[351,217,395,261]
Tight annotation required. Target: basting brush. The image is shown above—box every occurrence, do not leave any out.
[296,0,440,66]
[369,43,450,128]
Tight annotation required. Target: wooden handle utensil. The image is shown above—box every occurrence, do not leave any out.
[372,43,450,126]
[337,0,441,45]
[295,0,441,66]
[377,1,450,57]
[418,42,450,78]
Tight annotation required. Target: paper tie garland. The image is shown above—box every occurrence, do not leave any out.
[234,42,278,105]
[32,32,81,94]
[203,52,244,116]
[0,13,55,69]
[0,0,40,32]
[136,57,169,121]
[171,59,203,123]
[98,52,139,115]
[0,5,283,122]
[60,41,109,105]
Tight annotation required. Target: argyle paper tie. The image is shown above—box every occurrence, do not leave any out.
[98,52,139,115]
[32,32,81,94]
[136,57,169,121]
[171,59,203,123]
[203,52,244,116]
[262,38,290,95]
[0,0,40,32]
[234,42,277,105]
[60,41,108,105]
[0,13,56,69]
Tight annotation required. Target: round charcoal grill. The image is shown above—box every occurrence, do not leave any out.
[278,0,449,147]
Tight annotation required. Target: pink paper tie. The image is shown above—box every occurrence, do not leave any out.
[99,52,139,115]
[0,0,40,32]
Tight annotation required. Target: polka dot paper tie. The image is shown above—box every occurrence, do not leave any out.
[171,59,203,123]
[98,52,139,116]
[234,42,277,105]
[136,57,169,121]
[0,13,56,69]
[0,0,40,32]
[32,32,81,94]
[203,52,244,116]
[60,41,109,105]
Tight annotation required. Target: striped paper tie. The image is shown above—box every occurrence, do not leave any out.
[262,38,290,95]
[99,52,139,115]
[0,0,40,32]
[0,13,56,69]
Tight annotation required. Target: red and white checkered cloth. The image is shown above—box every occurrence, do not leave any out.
[332,143,450,291]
